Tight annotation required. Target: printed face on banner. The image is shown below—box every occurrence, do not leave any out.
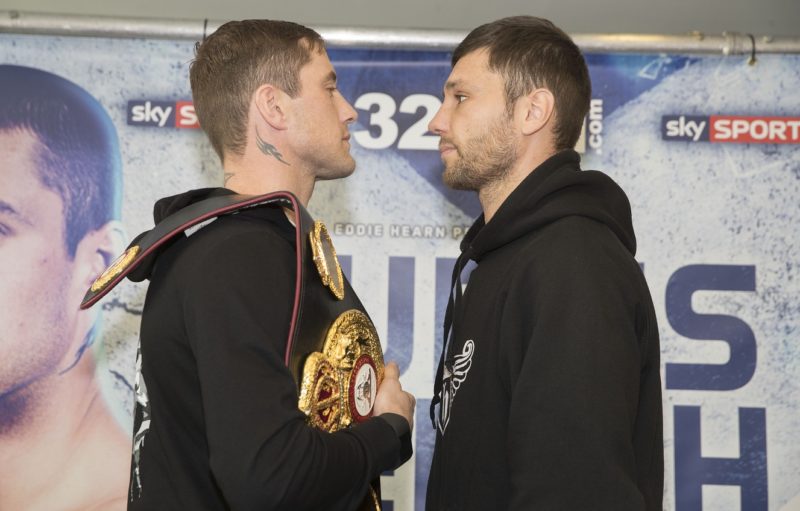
[428,49,517,192]
[0,129,76,402]
[0,64,130,508]
[289,49,358,181]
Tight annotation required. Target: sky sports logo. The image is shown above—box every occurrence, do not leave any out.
[662,115,800,144]
[127,100,199,129]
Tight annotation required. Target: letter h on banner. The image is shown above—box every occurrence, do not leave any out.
[384,257,415,375]
[674,406,767,511]
[343,255,415,376]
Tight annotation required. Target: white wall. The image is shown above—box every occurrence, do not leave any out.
[1,0,798,37]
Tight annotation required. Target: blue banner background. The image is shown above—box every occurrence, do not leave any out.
[1,34,798,510]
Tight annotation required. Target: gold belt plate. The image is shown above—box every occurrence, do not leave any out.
[298,309,384,432]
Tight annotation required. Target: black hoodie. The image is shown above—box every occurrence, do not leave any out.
[426,151,663,510]
[128,188,408,511]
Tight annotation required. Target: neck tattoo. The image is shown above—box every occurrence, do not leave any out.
[256,129,290,166]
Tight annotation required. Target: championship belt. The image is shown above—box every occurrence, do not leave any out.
[289,198,385,511]
[81,190,385,510]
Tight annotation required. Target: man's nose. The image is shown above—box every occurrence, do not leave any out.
[340,94,358,125]
[428,105,448,135]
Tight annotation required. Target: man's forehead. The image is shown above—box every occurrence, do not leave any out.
[0,126,39,147]
[445,50,496,91]
[0,178,60,230]
[303,49,336,80]
[0,129,60,201]
[0,128,41,169]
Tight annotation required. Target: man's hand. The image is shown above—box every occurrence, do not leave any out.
[374,362,416,432]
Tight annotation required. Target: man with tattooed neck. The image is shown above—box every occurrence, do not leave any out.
[123,20,415,511]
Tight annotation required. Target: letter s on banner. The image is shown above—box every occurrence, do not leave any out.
[665,264,757,391]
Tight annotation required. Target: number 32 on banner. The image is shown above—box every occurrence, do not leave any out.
[352,93,441,150]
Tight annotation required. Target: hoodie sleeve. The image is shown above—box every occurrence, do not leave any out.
[500,217,656,510]
[181,227,405,510]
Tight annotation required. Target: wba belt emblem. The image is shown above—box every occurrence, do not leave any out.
[298,309,384,432]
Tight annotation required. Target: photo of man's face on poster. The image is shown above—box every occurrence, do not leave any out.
[0,64,130,510]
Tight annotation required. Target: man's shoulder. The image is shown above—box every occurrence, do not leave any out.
[195,207,292,242]
[156,206,297,281]
[185,202,293,247]
[504,216,641,293]
[518,216,632,263]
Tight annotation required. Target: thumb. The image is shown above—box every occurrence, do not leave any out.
[383,361,399,381]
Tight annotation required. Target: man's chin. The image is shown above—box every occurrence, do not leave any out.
[317,160,356,181]
[442,169,479,192]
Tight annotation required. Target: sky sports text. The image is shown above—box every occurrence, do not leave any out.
[127,100,199,128]
[662,115,800,143]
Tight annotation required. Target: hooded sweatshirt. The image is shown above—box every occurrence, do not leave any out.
[426,150,663,510]
[128,188,408,511]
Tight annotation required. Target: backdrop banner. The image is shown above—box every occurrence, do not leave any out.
[1,33,797,511]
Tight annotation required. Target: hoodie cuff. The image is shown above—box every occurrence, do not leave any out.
[377,413,413,468]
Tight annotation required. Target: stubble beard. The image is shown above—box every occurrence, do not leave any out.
[442,116,517,192]
[0,276,73,435]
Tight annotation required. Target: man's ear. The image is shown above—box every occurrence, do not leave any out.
[253,83,290,131]
[73,220,127,292]
[519,88,555,136]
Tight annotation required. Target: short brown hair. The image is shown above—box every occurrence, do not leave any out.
[453,16,591,151]
[0,65,121,258]
[190,20,325,161]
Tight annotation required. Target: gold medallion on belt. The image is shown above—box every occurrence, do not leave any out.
[298,309,384,432]
[309,221,345,301]
[90,245,141,293]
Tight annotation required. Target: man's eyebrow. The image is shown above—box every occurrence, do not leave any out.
[0,200,18,216]
[443,79,472,96]
[444,79,460,91]
[324,71,337,84]
[0,199,30,225]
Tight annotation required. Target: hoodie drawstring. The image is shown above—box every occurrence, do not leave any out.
[430,249,470,431]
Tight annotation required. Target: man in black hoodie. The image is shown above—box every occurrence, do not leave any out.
[425,16,663,510]
[122,20,415,510]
